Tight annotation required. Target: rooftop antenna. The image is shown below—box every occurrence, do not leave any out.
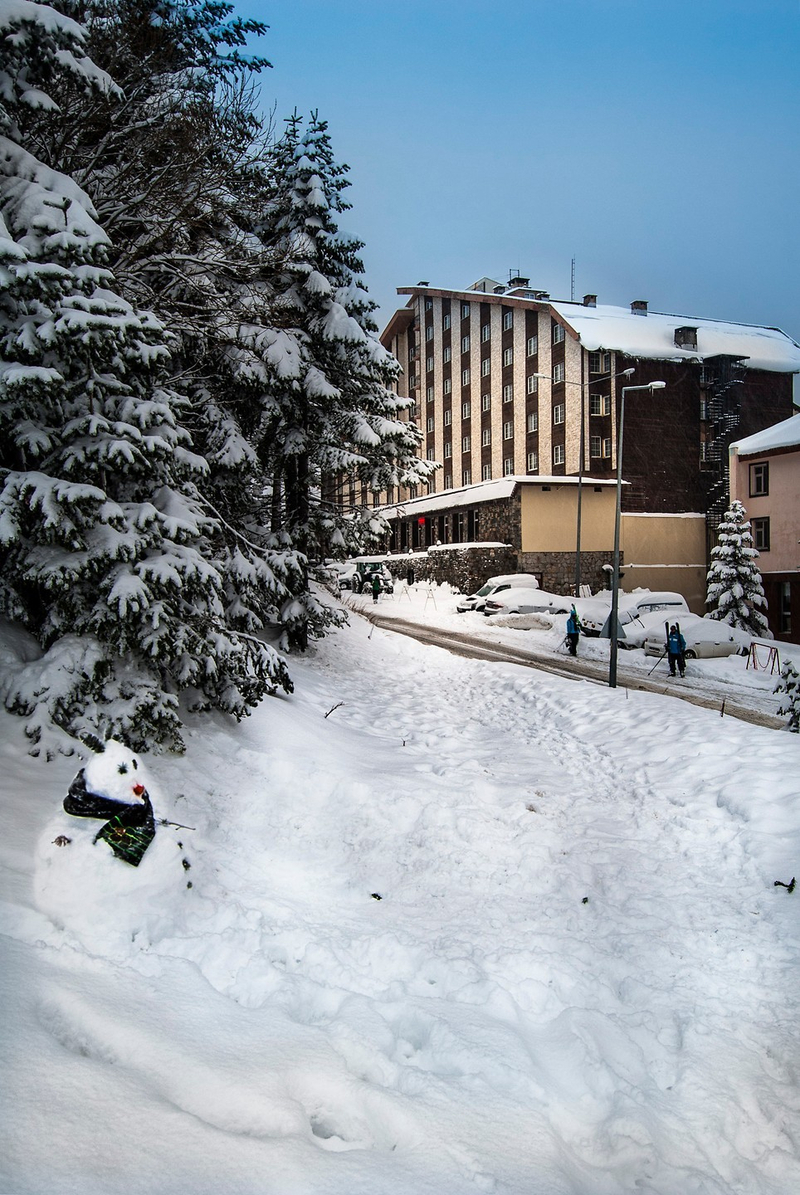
[570,257,576,302]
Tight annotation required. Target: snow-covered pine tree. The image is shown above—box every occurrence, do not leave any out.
[0,0,292,753]
[24,2,310,657]
[705,500,770,638]
[252,112,435,644]
[775,659,800,733]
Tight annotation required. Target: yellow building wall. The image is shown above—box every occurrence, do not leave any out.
[620,513,707,613]
[520,485,616,552]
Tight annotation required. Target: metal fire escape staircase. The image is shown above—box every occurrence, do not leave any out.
[702,354,748,550]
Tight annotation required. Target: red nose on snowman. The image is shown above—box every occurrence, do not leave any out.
[133,783,146,797]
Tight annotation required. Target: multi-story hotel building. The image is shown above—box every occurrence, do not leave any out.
[372,276,799,600]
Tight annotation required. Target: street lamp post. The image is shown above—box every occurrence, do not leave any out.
[608,380,667,688]
[535,367,635,595]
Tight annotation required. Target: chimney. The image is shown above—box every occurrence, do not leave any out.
[417,280,429,287]
[631,299,648,316]
[583,294,597,307]
[508,273,530,288]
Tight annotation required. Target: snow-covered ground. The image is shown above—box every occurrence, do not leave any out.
[349,579,799,722]
[1,598,799,1195]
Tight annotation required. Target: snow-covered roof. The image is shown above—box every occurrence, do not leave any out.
[394,285,800,373]
[730,412,800,456]
[551,302,800,373]
[380,475,618,519]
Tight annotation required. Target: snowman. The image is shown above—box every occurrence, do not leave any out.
[35,737,194,955]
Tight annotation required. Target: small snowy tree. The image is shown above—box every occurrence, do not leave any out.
[775,660,800,733]
[706,500,770,637]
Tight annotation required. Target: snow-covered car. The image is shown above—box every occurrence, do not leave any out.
[483,588,573,617]
[457,573,540,614]
[642,615,750,660]
[580,591,689,636]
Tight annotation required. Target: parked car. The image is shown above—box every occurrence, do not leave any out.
[642,615,750,660]
[580,591,689,636]
[456,573,540,614]
[483,587,573,617]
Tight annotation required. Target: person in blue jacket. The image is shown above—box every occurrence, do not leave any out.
[566,605,581,656]
[666,623,687,677]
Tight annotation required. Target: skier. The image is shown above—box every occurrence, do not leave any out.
[666,623,687,678]
[566,605,581,656]
[371,572,382,603]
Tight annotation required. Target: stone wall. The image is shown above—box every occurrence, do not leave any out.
[385,544,518,595]
[517,550,616,595]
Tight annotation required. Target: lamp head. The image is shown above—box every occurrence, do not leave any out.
[622,368,635,377]
[649,381,667,390]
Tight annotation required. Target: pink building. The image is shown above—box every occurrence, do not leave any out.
[730,413,800,642]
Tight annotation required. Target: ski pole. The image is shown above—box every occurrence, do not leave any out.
[648,652,667,676]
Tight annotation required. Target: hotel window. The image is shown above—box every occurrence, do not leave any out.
[553,403,565,425]
[481,427,491,446]
[553,323,565,344]
[481,358,491,377]
[482,463,492,480]
[426,447,435,460]
[553,362,565,383]
[481,393,491,412]
[590,393,602,416]
[553,444,565,465]
[462,400,471,419]
[461,303,470,319]
[461,335,471,354]
[503,310,513,331]
[444,473,452,489]
[779,581,791,635]
[700,398,708,420]
[426,355,433,372]
[444,408,452,425]
[589,350,611,373]
[426,386,434,402]
[750,462,769,497]
[503,420,514,440]
[503,457,514,476]
[462,467,472,485]
[481,324,491,342]
[503,347,514,366]
[425,298,433,310]
[408,401,417,419]
[527,412,538,433]
[462,435,471,453]
[443,313,451,330]
[526,334,538,356]
[426,325,434,341]
[603,437,612,458]
[427,476,436,494]
[526,374,538,395]
[590,435,602,458]
[443,345,451,363]
[443,377,452,394]
[426,416,434,432]
[503,384,513,403]
[527,451,538,472]
[444,441,452,458]
[753,517,770,551]
[462,368,471,387]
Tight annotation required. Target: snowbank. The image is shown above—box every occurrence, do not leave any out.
[1,608,799,1195]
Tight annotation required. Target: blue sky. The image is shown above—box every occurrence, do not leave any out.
[239,0,799,346]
